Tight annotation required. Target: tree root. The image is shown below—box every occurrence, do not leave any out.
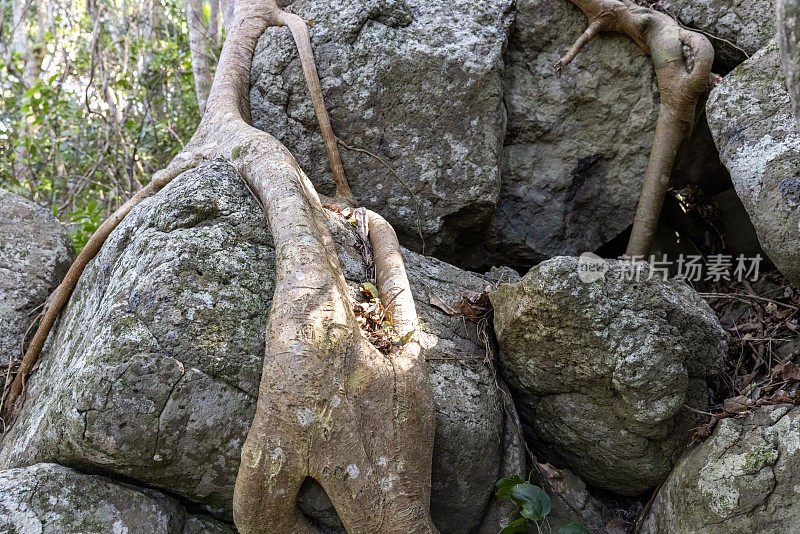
[557,0,716,257]
[2,1,439,532]
[0,153,201,422]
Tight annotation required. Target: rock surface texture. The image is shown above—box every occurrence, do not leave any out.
[0,462,233,533]
[250,0,665,268]
[490,0,658,267]
[643,405,800,533]
[669,0,775,71]
[0,161,523,533]
[491,257,726,495]
[0,189,74,385]
[707,40,800,288]
[250,0,514,256]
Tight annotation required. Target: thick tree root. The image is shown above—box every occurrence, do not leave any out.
[2,1,439,532]
[557,0,715,257]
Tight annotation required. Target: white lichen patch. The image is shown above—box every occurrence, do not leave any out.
[296,408,315,427]
[698,453,745,517]
[765,410,800,455]
[726,133,800,203]
[346,464,360,479]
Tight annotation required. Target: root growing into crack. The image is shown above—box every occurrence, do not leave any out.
[1,1,438,532]
[557,0,716,257]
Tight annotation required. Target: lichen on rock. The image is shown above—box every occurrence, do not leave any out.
[490,257,726,495]
[0,160,523,532]
[644,404,800,533]
[707,39,800,288]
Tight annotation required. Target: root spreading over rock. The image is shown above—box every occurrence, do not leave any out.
[2,1,438,532]
[557,0,716,257]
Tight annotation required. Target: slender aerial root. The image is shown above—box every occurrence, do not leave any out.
[0,154,202,423]
[0,0,351,424]
[277,10,356,205]
[558,0,715,257]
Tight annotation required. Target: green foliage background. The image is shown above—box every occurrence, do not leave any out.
[0,0,209,250]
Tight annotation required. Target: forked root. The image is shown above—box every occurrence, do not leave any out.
[558,0,716,257]
[2,1,439,532]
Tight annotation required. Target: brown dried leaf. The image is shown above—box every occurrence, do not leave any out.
[782,362,800,381]
[723,395,752,414]
[428,292,456,315]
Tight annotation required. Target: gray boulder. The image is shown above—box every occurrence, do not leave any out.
[490,257,726,495]
[669,0,775,70]
[778,0,800,127]
[488,0,658,267]
[0,160,523,533]
[250,0,514,255]
[251,0,667,268]
[707,40,800,287]
[643,404,800,533]
[0,462,233,533]
[0,189,74,386]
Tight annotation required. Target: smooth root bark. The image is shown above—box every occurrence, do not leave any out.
[209,5,435,531]
[558,0,714,257]
[3,0,439,532]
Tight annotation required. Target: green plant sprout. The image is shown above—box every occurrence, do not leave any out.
[496,474,591,534]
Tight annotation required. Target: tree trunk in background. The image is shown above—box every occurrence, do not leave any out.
[187,0,213,115]
[778,0,800,129]
[209,0,223,46]
[11,0,49,185]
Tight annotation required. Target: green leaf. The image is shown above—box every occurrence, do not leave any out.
[510,483,551,522]
[496,474,526,497]
[360,282,379,301]
[499,517,530,534]
[555,523,591,534]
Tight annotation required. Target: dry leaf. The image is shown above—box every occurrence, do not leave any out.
[723,395,751,414]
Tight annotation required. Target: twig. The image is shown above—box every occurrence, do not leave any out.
[700,292,799,311]
[634,481,664,534]
[336,137,427,254]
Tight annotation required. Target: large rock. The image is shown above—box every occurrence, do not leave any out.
[0,462,233,533]
[490,257,726,495]
[0,160,523,533]
[250,0,514,255]
[250,0,667,269]
[488,0,658,267]
[0,189,74,380]
[707,40,800,288]
[778,0,800,126]
[643,404,800,533]
[669,0,775,71]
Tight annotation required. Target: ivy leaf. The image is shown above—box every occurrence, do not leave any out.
[495,474,526,497]
[499,517,531,534]
[510,483,551,521]
[556,523,591,534]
